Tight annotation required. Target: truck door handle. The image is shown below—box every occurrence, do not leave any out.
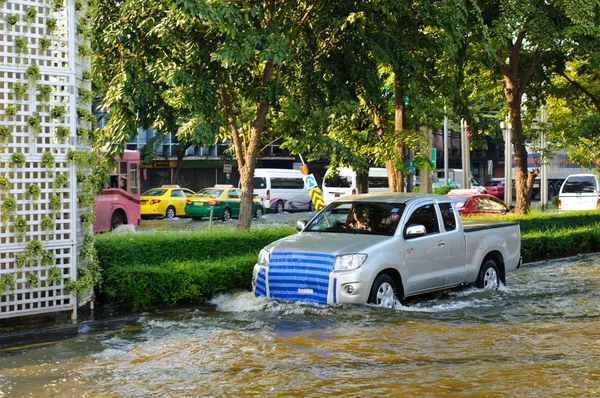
[437,241,446,247]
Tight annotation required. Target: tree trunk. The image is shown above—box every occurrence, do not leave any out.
[504,76,537,214]
[171,143,192,185]
[356,171,369,193]
[236,60,275,231]
[391,72,406,192]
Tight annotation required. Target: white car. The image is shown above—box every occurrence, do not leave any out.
[558,174,600,211]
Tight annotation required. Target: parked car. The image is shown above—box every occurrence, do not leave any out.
[140,185,196,219]
[483,178,505,200]
[185,185,266,221]
[252,192,521,308]
[446,189,510,216]
[558,174,600,211]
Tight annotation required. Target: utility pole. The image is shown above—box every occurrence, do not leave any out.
[443,107,449,186]
[540,106,549,211]
[502,119,513,207]
[461,119,470,188]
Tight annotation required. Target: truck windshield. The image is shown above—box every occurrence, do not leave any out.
[304,202,406,236]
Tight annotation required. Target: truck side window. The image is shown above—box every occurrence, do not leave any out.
[439,203,456,231]
[406,204,439,235]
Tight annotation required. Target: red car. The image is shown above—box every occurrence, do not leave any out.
[446,189,510,216]
[483,178,505,200]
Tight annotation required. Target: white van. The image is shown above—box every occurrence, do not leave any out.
[251,168,311,213]
[558,174,600,211]
[322,167,389,204]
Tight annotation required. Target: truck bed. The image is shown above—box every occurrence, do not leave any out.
[462,219,519,233]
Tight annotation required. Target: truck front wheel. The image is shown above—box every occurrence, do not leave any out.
[368,274,402,308]
[476,259,500,289]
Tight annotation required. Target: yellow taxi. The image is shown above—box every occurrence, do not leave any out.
[140,185,196,219]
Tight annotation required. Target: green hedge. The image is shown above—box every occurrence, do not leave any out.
[95,226,295,311]
[95,226,296,269]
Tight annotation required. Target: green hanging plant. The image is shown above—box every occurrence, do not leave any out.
[76,108,96,127]
[50,106,66,120]
[39,38,51,52]
[11,152,26,166]
[25,184,41,208]
[0,176,10,192]
[29,114,42,136]
[14,83,28,101]
[1,196,17,226]
[49,194,61,212]
[39,85,52,102]
[68,150,97,168]
[25,64,40,82]
[47,266,62,286]
[55,126,69,143]
[74,0,82,11]
[78,192,95,208]
[27,273,39,288]
[41,216,55,233]
[5,105,17,119]
[15,37,28,54]
[54,173,69,188]
[7,15,18,27]
[46,18,57,33]
[42,152,56,177]
[0,126,11,144]
[13,217,28,240]
[24,240,43,259]
[0,274,16,297]
[80,213,96,229]
[81,70,92,81]
[52,0,64,12]
[78,44,92,58]
[43,251,55,267]
[77,87,92,105]
[25,7,37,24]
[15,252,27,268]
[41,151,55,168]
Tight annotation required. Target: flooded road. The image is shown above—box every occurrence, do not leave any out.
[1,254,600,397]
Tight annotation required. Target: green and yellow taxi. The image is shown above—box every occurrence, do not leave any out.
[185,185,266,221]
[140,185,196,219]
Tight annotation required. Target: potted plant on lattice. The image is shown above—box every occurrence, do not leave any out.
[5,105,17,120]
[11,152,26,167]
[0,126,11,148]
[27,273,39,289]
[41,216,55,238]
[41,151,56,177]
[0,176,10,193]
[25,184,41,208]
[1,196,17,227]
[28,114,42,137]
[47,266,62,286]
[13,217,28,241]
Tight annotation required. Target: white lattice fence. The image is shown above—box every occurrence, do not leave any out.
[0,0,92,320]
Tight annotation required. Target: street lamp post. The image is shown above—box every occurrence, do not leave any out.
[443,107,449,186]
[540,106,549,211]
[501,120,513,207]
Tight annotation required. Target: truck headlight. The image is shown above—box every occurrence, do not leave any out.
[257,249,270,267]
[334,254,367,271]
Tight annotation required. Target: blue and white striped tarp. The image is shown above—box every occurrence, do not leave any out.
[255,251,336,304]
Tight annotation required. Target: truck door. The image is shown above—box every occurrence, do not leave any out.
[438,202,466,284]
[401,203,449,294]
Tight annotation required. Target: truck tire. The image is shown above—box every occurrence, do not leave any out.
[476,259,500,289]
[547,182,555,200]
[275,200,284,214]
[368,274,402,308]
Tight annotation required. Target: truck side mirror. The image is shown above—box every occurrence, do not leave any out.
[296,220,307,231]
[404,224,426,239]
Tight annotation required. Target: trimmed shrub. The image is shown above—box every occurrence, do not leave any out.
[94,226,295,269]
[102,254,258,311]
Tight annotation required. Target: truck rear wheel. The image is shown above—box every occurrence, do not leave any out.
[476,259,500,289]
[368,274,402,308]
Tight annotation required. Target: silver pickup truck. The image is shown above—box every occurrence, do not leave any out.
[252,193,521,307]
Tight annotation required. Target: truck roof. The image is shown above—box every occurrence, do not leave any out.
[336,192,452,204]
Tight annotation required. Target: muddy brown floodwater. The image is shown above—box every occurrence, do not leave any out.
[1,254,600,397]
